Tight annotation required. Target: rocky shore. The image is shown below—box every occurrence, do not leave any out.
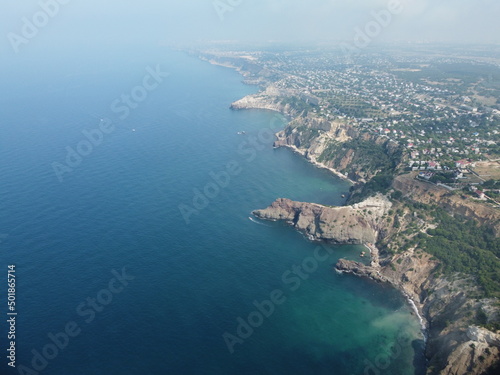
[252,194,392,244]
[335,254,500,375]
[274,142,356,184]
[253,196,500,374]
[199,52,500,374]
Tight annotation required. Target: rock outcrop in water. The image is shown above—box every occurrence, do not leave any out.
[252,194,392,244]
[254,195,500,374]
[217,54,500,375]
[335,254,500,375]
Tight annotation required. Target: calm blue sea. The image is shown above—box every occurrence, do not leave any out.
[0,46,425,375]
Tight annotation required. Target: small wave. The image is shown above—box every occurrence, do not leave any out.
[248,216,271,227]
[405,293,428,343]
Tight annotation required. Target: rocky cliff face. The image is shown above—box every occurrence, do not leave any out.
[393,174,500,236]
[273,116,403,183]
[252,194,392,244]
[230,86,301,117]
[337,250,500,375]
[230,94,291,114]
[254,194,500,374]
[231,85,404,183]
[209,52,500,374]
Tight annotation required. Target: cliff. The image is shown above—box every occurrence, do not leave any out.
[228,66,404,184]
[215,53,500,374]
[252,194,392,244]
[274,115,403,183]
[392,173,500,236]
[230,85,303,117]
[337,252,500,375]
[253,195,500,375]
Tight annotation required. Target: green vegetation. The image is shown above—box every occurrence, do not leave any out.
[477,308,500,331]
[391,190,403,200]
[320,137,403,205]
[319,137,398,172]
[483,179,500,190]
[280,96,315,115]
[352,173,395,202]
[392,62,500,105]
[429,172,457,185]
[326,95,382,118]
[417,208,500,297]
[286,124,320,148]
[318,135,406,204]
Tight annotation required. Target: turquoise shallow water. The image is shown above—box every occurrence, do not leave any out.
[0,47,424,374]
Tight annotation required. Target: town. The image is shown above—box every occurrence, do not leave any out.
[196,44,500,206]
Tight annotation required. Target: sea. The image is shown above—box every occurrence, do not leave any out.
[0,45,425,375]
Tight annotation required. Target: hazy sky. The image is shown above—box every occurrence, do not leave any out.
[1,0,499,57]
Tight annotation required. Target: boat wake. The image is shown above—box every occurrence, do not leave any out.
[248,216,271,227]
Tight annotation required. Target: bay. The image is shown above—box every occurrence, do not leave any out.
[0,47,424,374]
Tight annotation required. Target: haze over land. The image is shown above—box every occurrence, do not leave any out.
[2,1,500,375]
[1,0,499,56]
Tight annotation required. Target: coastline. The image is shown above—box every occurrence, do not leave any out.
[355,242,428,339]
[206,53,356,186]
[213,53,429,351]
[275,143,356,184]
[199,57,243,73]
[364,242,427,334]
[252,194,428,338]
[199,53,500,374]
